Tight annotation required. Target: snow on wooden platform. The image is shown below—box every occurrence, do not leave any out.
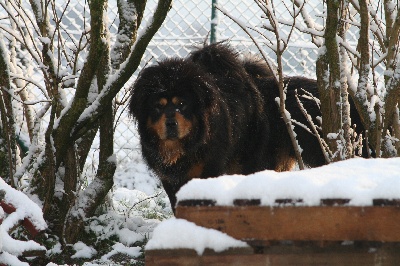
[176,158,400,206]
[145,158,400,265]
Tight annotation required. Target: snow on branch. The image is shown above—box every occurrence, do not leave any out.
[1,87,51,105]
[72,0,173,139]
[0,179,47,265]
[111,0,140,70]
[295,89,332,163]
[0,2,43,65]
[9,74,48,98]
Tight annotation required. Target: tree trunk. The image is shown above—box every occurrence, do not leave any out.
[317,0,342,160]
[0,42,16,185]
[61,0,173,244]
[0,0,169,249]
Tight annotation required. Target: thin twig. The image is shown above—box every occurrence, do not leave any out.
[127,191,163,218]
[215,4,278,82]
[295,89,332,163]
[1,87,51,105]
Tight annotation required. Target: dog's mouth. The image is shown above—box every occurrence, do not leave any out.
[165,118,179,139]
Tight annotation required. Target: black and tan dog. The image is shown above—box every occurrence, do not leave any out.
[129,43,361,211]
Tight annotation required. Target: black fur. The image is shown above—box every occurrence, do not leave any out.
[129,43,363,211]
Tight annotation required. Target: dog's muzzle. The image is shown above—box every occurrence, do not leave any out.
[166,118,178,139]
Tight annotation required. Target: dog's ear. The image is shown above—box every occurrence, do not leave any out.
[128,79,138,115]
[128,83,144,120]
[129,64,163,120]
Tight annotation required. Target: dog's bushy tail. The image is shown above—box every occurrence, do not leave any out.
[241,55,276,80]
[188,42,249,80]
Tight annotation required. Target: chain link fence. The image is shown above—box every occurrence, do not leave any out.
[3,0,354,171]
[114,0,326,166]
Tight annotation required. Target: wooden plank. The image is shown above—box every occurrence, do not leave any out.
[146,252,265,266]
[146,244,400,266]
[175,205,400,242]
[146,247,254,266]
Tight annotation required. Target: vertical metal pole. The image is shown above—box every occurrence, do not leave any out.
[210,0,218,43]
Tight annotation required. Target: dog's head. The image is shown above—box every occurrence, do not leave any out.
[129,58,220,164]
[146,92,196,141]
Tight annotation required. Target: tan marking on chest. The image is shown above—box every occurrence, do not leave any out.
[159,139,185,165]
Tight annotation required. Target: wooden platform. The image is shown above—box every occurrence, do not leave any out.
[146,243,400,265]
[146,198,400,265]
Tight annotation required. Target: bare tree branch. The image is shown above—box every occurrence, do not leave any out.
[53,0,109,170]
[338,1,353,158]
[215,4,278,81]
[260,0,306,169]
[295,89,332,163]
[72,0,173,140]
[111,0,146,70]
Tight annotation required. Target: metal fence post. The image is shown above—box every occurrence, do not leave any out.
[210,0,217,43]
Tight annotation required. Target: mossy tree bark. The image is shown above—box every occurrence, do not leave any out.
[0,40,16,186]
[0,0,172,246]
[316,0,342,160]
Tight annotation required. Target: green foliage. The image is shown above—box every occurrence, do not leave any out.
[0,137,10,180]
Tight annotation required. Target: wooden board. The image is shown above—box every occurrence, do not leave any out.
[146,244,400,266]
[175,205,400,242]
[146,248,262,266]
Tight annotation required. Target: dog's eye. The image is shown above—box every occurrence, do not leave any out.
[154,103,163,112]
[177,101,187,111]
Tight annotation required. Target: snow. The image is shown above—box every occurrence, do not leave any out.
[71,242,97,259]
[146,159,400,254]
[0,179,47,231]
[0,155,165,265]
[1,0,400,264]
[113,162,160,196]
[3,151,400,265]
[116,228,144,246]
[107,154,117,164]
[0,179,47,265]
[327,132,339,139]
[101,243,141,261]
[176,158,400,207]
[0,252,29,266]
[145,218,249,255]
[38,37,51,44]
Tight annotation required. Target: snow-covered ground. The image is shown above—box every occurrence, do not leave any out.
[0,149,172,265]
[146,218,249,255]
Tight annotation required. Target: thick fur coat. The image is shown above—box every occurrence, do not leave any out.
[129,43,362,211]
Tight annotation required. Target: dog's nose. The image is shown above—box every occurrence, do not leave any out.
[166,118,177,128]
